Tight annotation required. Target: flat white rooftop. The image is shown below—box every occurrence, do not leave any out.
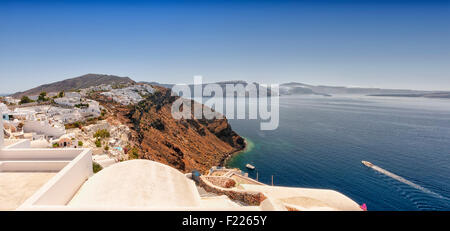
[0,172,56,210]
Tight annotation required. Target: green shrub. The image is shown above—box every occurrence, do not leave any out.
[19,96,34,105]
[78,141,83,147]
[101,109,107,117]
[65,121,82,129]
[93,129,110,139]
[93,161,103,173]
[129,147,140,159]
[95,139,102,148]
[38,92,49,102]
[75,103,89,108]
[52,143,59,148]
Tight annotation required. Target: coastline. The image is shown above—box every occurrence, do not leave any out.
[220,137,253,168]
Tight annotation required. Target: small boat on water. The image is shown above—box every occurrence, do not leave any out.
[361,161,373,167]
[246,164,255,170]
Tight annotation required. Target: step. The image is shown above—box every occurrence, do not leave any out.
[96,159,116,168]
[92,155,109,161]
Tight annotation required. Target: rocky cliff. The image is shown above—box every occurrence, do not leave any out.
[99,86,245,173]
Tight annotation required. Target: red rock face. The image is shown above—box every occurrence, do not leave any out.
[100,86,245,173]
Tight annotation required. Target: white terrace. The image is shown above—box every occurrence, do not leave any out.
[0,116,93,211]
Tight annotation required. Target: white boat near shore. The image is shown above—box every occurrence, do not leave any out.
[246,164,255,170]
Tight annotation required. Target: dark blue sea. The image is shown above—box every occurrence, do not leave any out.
[226,96,450,211]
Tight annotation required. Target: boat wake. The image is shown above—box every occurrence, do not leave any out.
[365,162,447,201]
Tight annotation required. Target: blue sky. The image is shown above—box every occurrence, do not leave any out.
[0,0,449,93]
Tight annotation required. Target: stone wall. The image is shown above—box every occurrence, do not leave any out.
[209,169,229,176]
[199,176,267,206]
[203,176,236,188]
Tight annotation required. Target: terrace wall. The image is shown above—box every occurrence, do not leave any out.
[199,176,267,206]
[204,176,236,188]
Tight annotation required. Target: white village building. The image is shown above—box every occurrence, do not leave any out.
[100,84,154,105]
[2,97,20,105]
[23,120,65,139]
[54,96,82,107]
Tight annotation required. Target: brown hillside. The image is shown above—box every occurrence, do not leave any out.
[98,86,245,173]
[12,74,135,97]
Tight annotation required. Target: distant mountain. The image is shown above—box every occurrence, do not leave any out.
[143,80,249,91]
[151,80,445,97]
[149,80,450,99]
[23,76,444,99]
[369,92,450,99]
[423,92,450,98]
[142,80,277,97]
[281,82,439,96]
[142,81,176,89]
[12,74,135,98]
[148,81,336,97]
[279,82,330,96]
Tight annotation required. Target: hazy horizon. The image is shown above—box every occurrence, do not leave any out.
[3,72,450,95]
[1,0,449,93]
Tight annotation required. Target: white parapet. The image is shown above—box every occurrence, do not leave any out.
[12,148,93,210]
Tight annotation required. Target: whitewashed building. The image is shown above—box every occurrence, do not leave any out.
[79,100,101,118]
[23,120,65,139]
[54,97,82,107]
[100,84,154,105]
[3,97,20,105]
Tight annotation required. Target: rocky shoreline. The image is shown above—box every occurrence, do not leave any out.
[221,138,249,168]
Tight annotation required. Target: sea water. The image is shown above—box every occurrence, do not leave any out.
[227,95,450,211]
